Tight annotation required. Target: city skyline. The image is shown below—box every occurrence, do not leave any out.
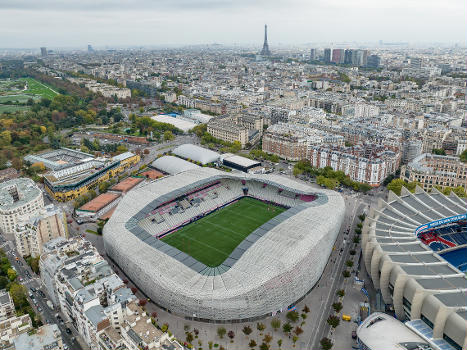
[0,0,466,48]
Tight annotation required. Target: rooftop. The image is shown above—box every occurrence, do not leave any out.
[0,178,42,211]
[78,192,121,213]
[13,324,61,350]
[172,144,220,165]
[110,177,144,193]
[151,156,199,175]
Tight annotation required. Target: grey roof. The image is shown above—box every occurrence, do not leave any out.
[416,276,467,290]
[365,185,467,348]
[434,291,467,308]
[151,156,199,175]
[14,324,61,350]
[85,305,107,327]
[0,178,42,211]
[172,144,220,164]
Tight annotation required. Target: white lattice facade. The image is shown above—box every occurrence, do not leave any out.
[104,168,345,321]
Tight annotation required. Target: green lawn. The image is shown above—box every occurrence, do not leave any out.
[0,105,30,113]
[161,197,286,267]
[19,78,58,99]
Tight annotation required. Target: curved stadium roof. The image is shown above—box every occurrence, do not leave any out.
[104,167,345,321]
[151,156,199,175]
[172,144,220,164]
[363,186,467,350]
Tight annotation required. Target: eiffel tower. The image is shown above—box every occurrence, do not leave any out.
[260,24,271,56]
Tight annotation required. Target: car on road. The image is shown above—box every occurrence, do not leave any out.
[37,306,42,312]
[63,345,69,350]
[38,291,46,298]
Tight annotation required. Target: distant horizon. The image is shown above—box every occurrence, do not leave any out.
[0,0,465,49]
[0,40,465,52]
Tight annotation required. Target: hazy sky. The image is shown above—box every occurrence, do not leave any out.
[0,0,465,48]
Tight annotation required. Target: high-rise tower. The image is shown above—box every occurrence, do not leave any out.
[261,24,271,56]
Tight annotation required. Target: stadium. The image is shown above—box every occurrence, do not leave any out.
[104,167,345,322]
[363,186,467,350]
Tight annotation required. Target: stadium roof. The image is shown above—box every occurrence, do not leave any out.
[104,167,345,321]
[151,115,197,132]
[357,312,433,350]
[172,144,220,164]
[151,156,199,175]
[363,186,467,350]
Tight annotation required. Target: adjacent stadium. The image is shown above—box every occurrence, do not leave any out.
[363,186,467,350]
[104,167,345,322]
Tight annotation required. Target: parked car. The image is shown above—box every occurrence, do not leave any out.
[65,328,72,334]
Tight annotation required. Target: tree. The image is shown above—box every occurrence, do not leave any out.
[263,334,273,344]
[358,183,372,193]
[11,158,23,171]
[186,332,194,344]
[0,276,8,289]
[303,305,310,313]
[460,149,467,163]
[163,130,175,141]
[282,323,292,334]
[227,330,235,341]
[208,341,213,349]
[320,337,333,350]
[9,283,27,308]
[257,323,265,332]
[286,310,299,323]
[292,335,299,346]
[116,145,128,154]
[249,339,257,348]
[161,323,169,332]
[7,268,16,281]
[138,299,147,307]
[345,260,354,267]
[277,339,282,348]
[342,270,351,278]
[259,342,270,350]
[151,311,157,318]
[327,315,340,328]
[332,302,343,313]
[271,318,281,331]
[294,326,303,336]
[432,148,446,155]
[217,327,226,339]
[453,186,466,197]
[242,325,252,336]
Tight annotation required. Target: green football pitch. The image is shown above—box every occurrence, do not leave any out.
[161,197,286,267]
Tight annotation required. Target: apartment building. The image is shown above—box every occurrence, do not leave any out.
[0,290,16,321]
[207,114,263,148]
[0,178,44,235]
[401,153,467,191]
[309,144,401,186]
[40,237,183,350]
[262,123,344,161]
[15,205,68,258]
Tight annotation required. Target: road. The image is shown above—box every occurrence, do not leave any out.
[307,196,366,350]
[0,237,83,350]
